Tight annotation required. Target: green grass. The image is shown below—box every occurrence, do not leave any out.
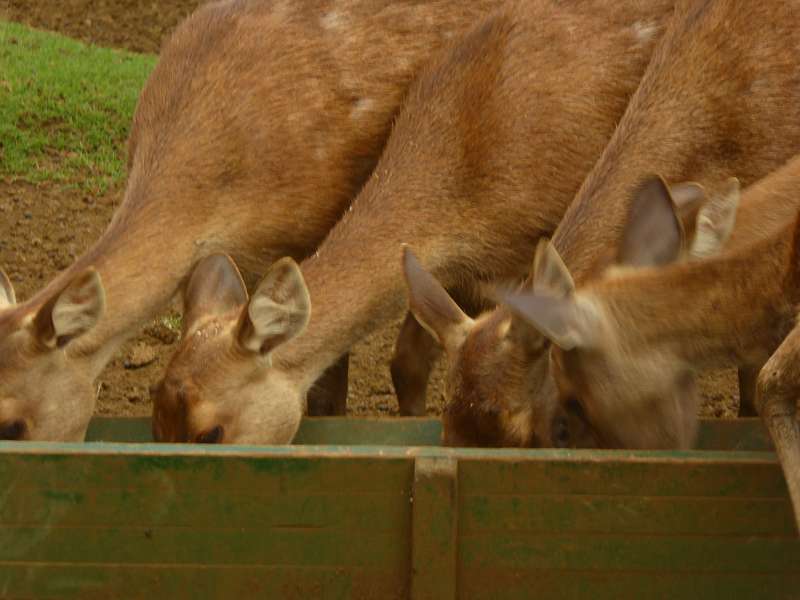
[0,21,156,193]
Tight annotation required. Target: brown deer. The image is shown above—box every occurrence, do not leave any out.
[405,174,742,447]
[0,0,504,441]
[498,155,800,528]
[405,0,800,448]
[151,0,679,444]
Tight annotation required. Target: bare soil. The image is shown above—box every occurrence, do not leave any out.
[3,0,205,54]
[1,0,739,421]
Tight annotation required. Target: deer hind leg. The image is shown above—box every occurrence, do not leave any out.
[307,353,350,416]
[392,284,488,416]
[756,326,800,534]
[737,365,760,417]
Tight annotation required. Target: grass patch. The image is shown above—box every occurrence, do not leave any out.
[0,21,156,193]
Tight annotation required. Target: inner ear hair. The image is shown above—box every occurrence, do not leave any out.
[402,246,470,351]
[532,238,575,298]
[617,175,683,268]
[183,253,249,334]
[0,268,15,306]
[669,181,707,245]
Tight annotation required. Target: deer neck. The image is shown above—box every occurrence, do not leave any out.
[26,179,206,380]
[275,172,449,393]
[593,228,798,370]
[552,0,791,284]
[268,0,684,394]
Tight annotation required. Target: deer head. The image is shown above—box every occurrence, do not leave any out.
[0,268,105,441]
[151,254,310,444]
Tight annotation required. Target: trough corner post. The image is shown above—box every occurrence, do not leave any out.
[410,455,459,600]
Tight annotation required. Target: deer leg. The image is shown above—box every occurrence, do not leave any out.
[392,283,489,416]
[391,311,442,416]
[756,327,800,534]
[306,353,350,416]
[737,365,760,417]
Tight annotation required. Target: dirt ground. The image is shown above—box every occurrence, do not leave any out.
[0,0,739,421]
[3,0,205,54]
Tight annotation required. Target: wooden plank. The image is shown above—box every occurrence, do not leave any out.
[459,568,800,600]
[0,488,405,530]
[84,417,152,443]
[0,563,405,600]
[459,494,796,536]
[294,418,442,446]
[694,418,773,451]
[84,416,443,446]
[81,416,780,450]
[0,452,414,495]
[0,526,404,567]
[459,533,800,572]
[458,455,787,498]
[6,439,780,463]
[0,430,794,600]
[0,452,415,591]
[411,457,458,600]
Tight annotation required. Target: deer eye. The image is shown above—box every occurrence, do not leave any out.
[564,395,585,418]
[196,425,224,444]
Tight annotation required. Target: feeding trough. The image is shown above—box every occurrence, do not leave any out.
[0,417,797,599]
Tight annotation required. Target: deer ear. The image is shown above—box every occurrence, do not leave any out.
[33,269,105,349]
[499,290,601,352]
[502,239,574,356]
[690,177,741,259]
[0,268,15,308]
[618,175,683,268]
[669,181,707,243]
[532,238,574,298]
[402,246,471,352]
[238,257,310,356]
[183,254,248,334]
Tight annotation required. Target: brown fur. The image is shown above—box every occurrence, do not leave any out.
[397,175,708,418]
[532,159,800,527]
[156,0,678,444]
[0,0,501,441]
[436,176,729,447]
[443,0,800,447]
[551,159,800,449]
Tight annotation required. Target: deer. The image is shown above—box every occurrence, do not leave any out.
[404,174,745,447]
[498,154,800,530]
[149,0,681,444]
[0,0,511,441]
[402,0,800,448]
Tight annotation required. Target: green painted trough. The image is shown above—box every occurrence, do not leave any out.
[0,417,797,599]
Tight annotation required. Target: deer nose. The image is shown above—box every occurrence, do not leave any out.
[0,419,27,440]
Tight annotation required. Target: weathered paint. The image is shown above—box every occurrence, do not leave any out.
[412,457,458,600]
[0,417,797,599]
